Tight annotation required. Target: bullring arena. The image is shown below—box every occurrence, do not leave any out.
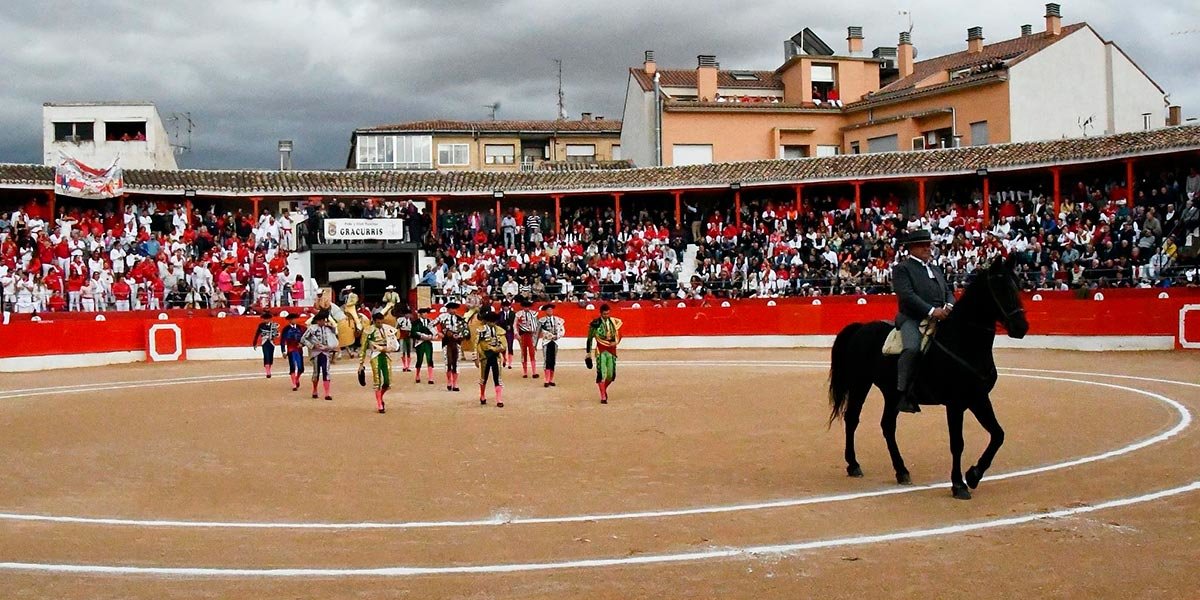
[0,295,1198,599]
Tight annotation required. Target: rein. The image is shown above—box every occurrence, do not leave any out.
[929,266,1019,383]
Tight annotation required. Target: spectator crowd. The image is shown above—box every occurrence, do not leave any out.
[2,163,1197,313]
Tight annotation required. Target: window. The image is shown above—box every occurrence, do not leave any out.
[850,141,861,155]
[970,121,990,146]
[106,121,147,141]
[565,144,596,163]
[356,135,432,169]
[484,144,515,165]
[438,143,469,166]
[611,145,621,161]
[811,65,835,82]
[866,134,899,153]
[395,135,433,169]
[781,145,808,159]
[816,145,840,157]
[672,144,713,166]
[730,71,760,81]
[912,137,927,151]
[53,121,94,142]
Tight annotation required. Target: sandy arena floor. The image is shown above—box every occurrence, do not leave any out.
[0,348,1197,599]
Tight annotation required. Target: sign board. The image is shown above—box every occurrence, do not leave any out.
[324,218,405,241]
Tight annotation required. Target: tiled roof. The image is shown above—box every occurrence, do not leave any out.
[358,119,621,134]
[871,23,1088,101]
[630,68,784,93]
[536,160,635,171]
[4,125,1199,196]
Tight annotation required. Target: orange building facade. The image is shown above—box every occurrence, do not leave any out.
[621,3,1178,168]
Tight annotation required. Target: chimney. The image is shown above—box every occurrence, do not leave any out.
[581,112,593,122]
[847,26,864,55]
[967,27,984,54]
[1021,24,1033,37]
[594,116,605,121]
[643,50,656,75]
[696,54,719,102]
[897,31,914,78]
[1045,3,1062,36]
[1168,106,1182,127]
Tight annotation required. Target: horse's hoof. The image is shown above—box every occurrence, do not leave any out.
[965,466,982,489]
[847,465,864,478]
[952,485,972,500]
[896,472,912,485]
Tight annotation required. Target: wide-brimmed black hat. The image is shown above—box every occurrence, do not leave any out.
[541,303,554,311]
[903,229,933,246]
[312,309,331,322]
[445,301,461,310]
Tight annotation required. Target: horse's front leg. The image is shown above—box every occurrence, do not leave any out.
[966,398,1005,489]
[880,391,911,484]
[946,406,971,500]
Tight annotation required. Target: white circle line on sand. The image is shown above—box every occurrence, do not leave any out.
[0,368,1190,530]
[0,361,826,399]
[0,480,1197,577]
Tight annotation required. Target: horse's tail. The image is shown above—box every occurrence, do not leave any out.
[828,322,865,425]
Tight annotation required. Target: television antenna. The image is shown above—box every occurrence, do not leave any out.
[898,10,914,35]
[484,101,501,121]
[555,58,567,120]
[165,112,195,156]
[1077,114,1095,137]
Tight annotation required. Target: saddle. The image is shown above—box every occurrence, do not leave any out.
[881,318,936,355]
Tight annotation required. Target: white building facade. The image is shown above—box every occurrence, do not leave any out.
[43,102,178,170]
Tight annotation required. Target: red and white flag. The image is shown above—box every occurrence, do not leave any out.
[54,153,124,200]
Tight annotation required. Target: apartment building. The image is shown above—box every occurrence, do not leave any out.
[347,117,623,172]
[42,101,178,170]
[621,3,1179,167]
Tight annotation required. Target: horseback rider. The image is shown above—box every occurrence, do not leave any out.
[892,229,955,413]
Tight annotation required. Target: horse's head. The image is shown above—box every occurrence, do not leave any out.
[981,255,1028,339]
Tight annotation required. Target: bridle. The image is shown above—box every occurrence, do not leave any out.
[984,266,1026,331]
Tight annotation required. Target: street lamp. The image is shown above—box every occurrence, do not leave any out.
[183,189,196,198]
[493,190,505,199]
[730,182,742,191]
[976,168,989,177]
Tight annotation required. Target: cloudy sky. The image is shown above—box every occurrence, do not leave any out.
[1,0,1196,170]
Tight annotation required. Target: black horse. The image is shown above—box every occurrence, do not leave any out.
[827,256,1029,500]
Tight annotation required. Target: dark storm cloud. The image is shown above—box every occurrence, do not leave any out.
[0,0,1196,169]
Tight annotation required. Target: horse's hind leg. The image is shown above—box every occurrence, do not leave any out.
[880,390,911,485]
[947,406,971,500]
[966,398,1005,489]
[843,382,870,478]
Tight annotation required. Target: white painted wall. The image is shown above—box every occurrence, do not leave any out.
[1010,27,1167,142]
[619,76,657,168]
[42,103,178,170]
[1108,44,1168,134]
[1009,28,1110,142]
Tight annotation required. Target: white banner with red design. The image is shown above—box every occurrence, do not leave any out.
[54,154,125,199]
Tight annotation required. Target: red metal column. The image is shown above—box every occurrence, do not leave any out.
[553,194,562,238]
[1052,168,1062,217]
[613,193,622,234]
[252,196,261,218]
[917,179,926,215]
[673,190,682,228]
[47,190,56,224]
[853,182,862,228]
[429,196,440,237]
[982,177,991,229]
[734,190,742,229]
[118,194,126,216]
[184,197,193,228]
[1125,159,1136,207]
[794,184,803,211]
[495,199,502,236]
